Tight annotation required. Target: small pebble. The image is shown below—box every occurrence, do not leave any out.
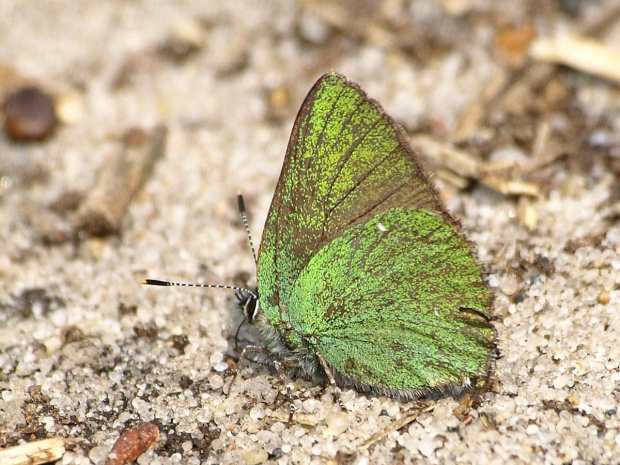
[526,424,539,435]
[553,375,568,390]
[61,325,85,344]
[55,91,84,124]
[265,86,292,122]
[494,24,535,66]
[106,422,159,465]
[242,449,269,465]
[322,412,350,437]
[42,416,55,432]
[597,289,610,305]
[249,405,265,420]
[583,269,599,284]
[213,361,229,372]
[169,18,206,49]
[210,352,224,365]
[298,11,329,44]
[499,275,519,296]
[89,446,109,463]
[418,439,436,457]
[256,430,274,443]
[209,374,224,389]
[386,404,400,417]
[118,412,133,424]
[4,86,57,141]
[557,174,586,199]
[44,336,62,354]
[302,398,319,413]
[438,0,474,15]
[518,200,538,230]
[212,34,248,75]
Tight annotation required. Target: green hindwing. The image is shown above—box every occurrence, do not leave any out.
[288,208,494,394]
[256,72,495,396]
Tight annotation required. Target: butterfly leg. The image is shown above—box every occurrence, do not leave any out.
[315,351,346,411]
[229,345,297,421]
[273,360,296,422]
[225,344,269,395]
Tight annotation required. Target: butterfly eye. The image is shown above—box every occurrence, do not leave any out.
[244,296,260,323]
[235,290,259,323]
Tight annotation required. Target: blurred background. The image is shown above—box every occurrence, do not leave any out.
[1,1,619,464]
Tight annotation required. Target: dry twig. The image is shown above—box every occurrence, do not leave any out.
[71,125,167,237]
[0,438,65,465]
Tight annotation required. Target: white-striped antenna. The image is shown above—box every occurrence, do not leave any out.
[142,193,258,297]
[141,279,257,299]
[237,194,258,267]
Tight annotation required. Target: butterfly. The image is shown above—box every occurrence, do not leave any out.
[146,72,496,399]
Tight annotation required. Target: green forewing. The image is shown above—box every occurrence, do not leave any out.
[259,73,447,317]
[257,72,494,392]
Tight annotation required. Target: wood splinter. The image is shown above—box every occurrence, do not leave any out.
[0,437,65,465]
[71,125,167,237]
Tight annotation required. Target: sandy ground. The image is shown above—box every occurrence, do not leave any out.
[1,1,619,464]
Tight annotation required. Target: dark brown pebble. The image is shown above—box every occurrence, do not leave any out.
[4,86,57,141]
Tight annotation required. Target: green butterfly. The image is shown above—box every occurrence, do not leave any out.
[247,72,495,398]
[147,72,496,399]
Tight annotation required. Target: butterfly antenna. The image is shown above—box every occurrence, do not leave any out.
[237,194,258,267]
[142,279,257,299]
[143,196,259,298]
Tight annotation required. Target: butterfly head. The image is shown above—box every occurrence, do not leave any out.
[235,289,260,324]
